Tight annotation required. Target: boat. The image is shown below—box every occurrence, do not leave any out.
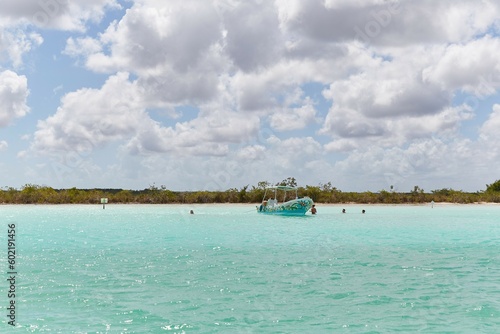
[256,186,314,216]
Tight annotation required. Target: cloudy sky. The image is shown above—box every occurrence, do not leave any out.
[1,0,500,192]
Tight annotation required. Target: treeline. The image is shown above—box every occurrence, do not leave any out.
[1,180,500,204]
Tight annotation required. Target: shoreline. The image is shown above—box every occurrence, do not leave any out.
[1,202,500,206]
[313,202,500,206]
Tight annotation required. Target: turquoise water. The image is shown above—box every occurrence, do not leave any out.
[1,204,500,333]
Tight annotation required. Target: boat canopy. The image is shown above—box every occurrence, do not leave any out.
[265,186,297,191]
[263,186,299,203]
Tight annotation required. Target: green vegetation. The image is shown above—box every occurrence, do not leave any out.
[2,178,500,204]
[486,179,500,193]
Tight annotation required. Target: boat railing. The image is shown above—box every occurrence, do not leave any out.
[262,186,300,205]
[267,198,277,207]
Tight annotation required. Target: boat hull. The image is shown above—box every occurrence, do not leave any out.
[257,197,314,216]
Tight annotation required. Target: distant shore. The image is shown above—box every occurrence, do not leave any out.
[2,184,499,205]
[313,202,500,206]
[2,202,500,206]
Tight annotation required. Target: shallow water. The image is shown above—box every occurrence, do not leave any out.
[1,204,499,333]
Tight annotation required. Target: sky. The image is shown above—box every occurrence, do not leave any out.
[1,0,500,192]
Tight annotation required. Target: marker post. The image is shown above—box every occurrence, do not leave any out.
[101,198,108,209]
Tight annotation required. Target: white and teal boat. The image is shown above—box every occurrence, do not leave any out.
[256,186,314,216]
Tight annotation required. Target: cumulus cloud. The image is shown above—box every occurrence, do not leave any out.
[89,0,220,71]
[480,104,500,141]
[31,71,261,159]
[264,135,322,171]
[63,36,102,58]
[0,29,43,67]
[32,72,144,154]
[223,0,283,71]
[236,145,266,161]
[125,108,260,156]
[0,0,120,68]
[323,47,451,118]
[103,136,322,191]
[67,0,227,106]
[317,44,472,145]
[0,140,8,151]
[423,36,500,95]
[270,102,318,131]
[0,0,121,31]
[20,0,500,190]
[276,0,500,46]
[0,70,29,127]
[332,137,480,192]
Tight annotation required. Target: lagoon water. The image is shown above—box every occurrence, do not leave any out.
[1,204,500,333]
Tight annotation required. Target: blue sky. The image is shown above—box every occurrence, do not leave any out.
[1,0,500,192]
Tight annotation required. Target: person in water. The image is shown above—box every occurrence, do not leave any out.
[342,208,346,213]
[311,205,317,214]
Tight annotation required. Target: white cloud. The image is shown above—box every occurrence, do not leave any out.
[72,0,227,106]
[15,0,500,191]
[0,0,121,31]
[0,0,119,68]
[332,138,478,192]
[266,136,322,171]
[423,36,500,95]
[31,71,261,159]
[324,138,358,153]
[0,70,29,127]
[32,72,144,154]
[125,109,260,156]
[323,47,450,119]
[223,0,283,71]
[480,104,500,142]
[269,98,318,131]
[0,29,43,67]
[315,43,487,147]
[236,145,266,161]
[82,0,221,73]
[0,140,8,151]
[276,0,500,47]
[63,36,102,58]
